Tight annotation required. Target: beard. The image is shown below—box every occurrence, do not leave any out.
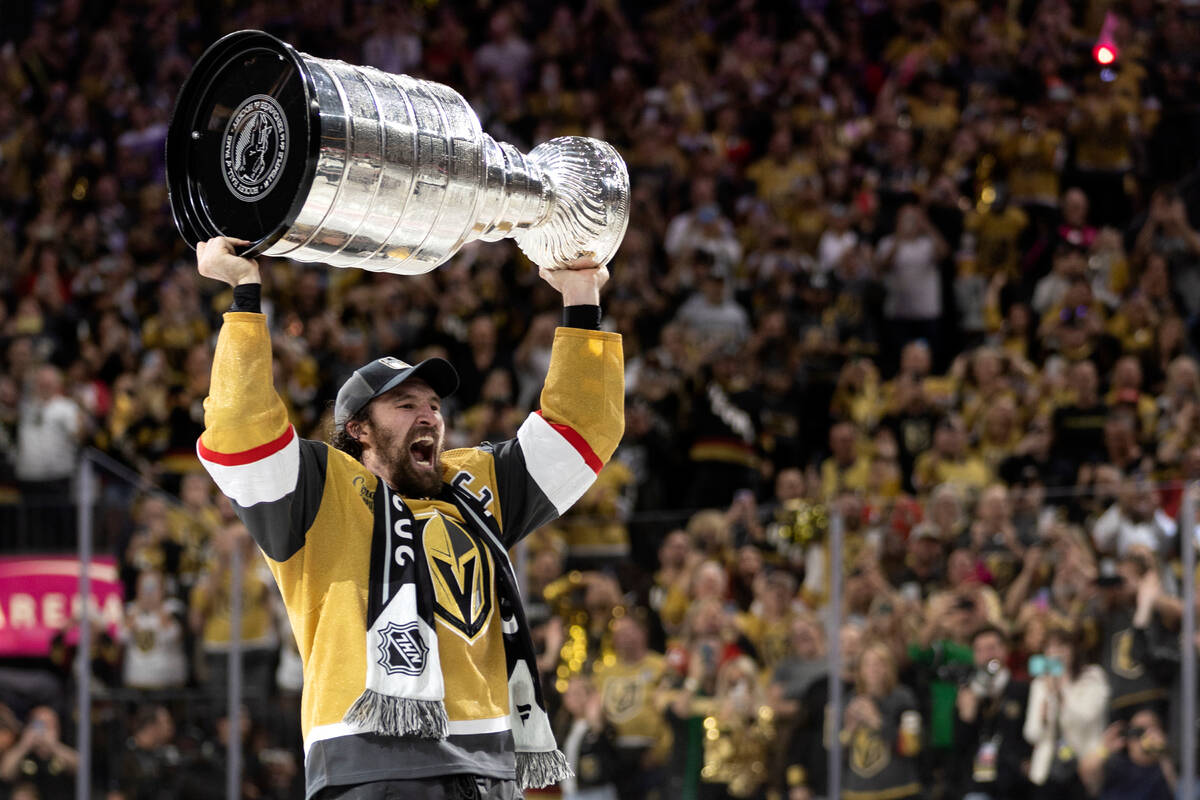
[376,423,445,498]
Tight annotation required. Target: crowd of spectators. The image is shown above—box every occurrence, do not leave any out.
[4,0,1200,798]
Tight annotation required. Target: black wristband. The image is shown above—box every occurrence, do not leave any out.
[230,283,262,313]
[562,304,601,330]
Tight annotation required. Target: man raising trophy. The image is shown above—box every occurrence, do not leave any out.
[174,30,628,800]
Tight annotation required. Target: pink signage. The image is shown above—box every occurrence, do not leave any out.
[0,556,124,656]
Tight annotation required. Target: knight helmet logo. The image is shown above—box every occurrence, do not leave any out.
[423,513,493,641]
[376,621,428,677]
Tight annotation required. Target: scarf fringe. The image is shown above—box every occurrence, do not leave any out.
[516,748,573,789]
[342,689,448,739]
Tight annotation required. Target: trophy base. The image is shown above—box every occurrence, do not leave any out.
[516,137,630,271]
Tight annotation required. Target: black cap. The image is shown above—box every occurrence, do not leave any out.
[333,356,459,432]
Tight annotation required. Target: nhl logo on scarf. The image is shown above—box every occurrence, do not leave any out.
[376,621,428,676]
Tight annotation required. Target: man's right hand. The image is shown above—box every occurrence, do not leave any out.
[197,236,261,287]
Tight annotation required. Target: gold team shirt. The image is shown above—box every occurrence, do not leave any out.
[593,651,673,763]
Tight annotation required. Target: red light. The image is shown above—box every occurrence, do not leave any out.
[1093,43,1117,65]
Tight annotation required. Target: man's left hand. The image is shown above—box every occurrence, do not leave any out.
[539,259,609,306]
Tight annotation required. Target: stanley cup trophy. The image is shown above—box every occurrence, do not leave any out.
[166,30,629,273]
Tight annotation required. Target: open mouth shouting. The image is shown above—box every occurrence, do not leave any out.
[408,431,440,471]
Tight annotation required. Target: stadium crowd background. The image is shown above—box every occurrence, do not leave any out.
[3,0,1200,798]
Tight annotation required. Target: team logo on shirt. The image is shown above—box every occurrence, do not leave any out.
[423,513,493,641]
[850,726,890,778]
[222,94,288,201]
[376,621,428,676]
[1112,628,1145,679]
[602,676,646,724]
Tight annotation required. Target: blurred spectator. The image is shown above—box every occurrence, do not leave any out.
[820,421,870,499]
[119,493,182,598]
[784,622,864,799]
[114,704,177,800]
[1033,245,1088,319]
[1023,625,1108,799]
[649,529,697,637]
[840,642,922,799]
[592,614,671,800]
[1088,552,1174,721]
[167,472,221,594]
[122,570,187,690]
[876,204,950,371]
[664,178,742,271]
[1069,74,1135,228]
[1079,710,1175,800]
[558,460,634,568]
[967,484,1025,592]
[1134,188,1200,317]
[1052,360,1107,471]
[816,203,859,278]
[695,657,774,799]
[910,588,976,771]
[954,625,1031,800]
[681,349,759,509]
[672,258,751,354]
[253,746,304,800]
[557,675,620,800]
[1092,476,1177,557]
[894,523,945,601]
[189,522,278,716]
[768,614,827,721]
[361,7,421,76]
[1056,189,1098,252]
[15,364,83,543]
[0,707,78,798]
[926,484,968,544]
[913,415,992,494]
[473,10,534,103]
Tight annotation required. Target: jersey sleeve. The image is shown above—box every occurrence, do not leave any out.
[196,312,326,562]
[489,327,624,546]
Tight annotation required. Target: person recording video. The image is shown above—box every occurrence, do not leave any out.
[1079,709,1174,800]
[1023,624,1108,800]
[955,626,1031,800]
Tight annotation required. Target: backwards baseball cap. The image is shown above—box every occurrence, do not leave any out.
[334,356,459,432]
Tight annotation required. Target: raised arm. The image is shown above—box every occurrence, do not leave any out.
[484,262,625,546]
[194,237,326,566]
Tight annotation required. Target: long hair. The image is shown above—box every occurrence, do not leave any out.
[855,640,899,699]
[329,406,369,462]
[1045,623,1085,681]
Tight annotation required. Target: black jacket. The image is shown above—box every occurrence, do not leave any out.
[955,676,1032,799]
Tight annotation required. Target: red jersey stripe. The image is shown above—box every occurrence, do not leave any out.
[198,425,296,467]
[534,411,602,474]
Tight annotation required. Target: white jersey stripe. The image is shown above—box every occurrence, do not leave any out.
[516,413,599,515]
[303,715,512,758]
[197,431,300,507]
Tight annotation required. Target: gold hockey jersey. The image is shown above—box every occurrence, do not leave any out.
[197,312,624,797]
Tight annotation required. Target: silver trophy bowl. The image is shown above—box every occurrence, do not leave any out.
[167,30,629,273]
